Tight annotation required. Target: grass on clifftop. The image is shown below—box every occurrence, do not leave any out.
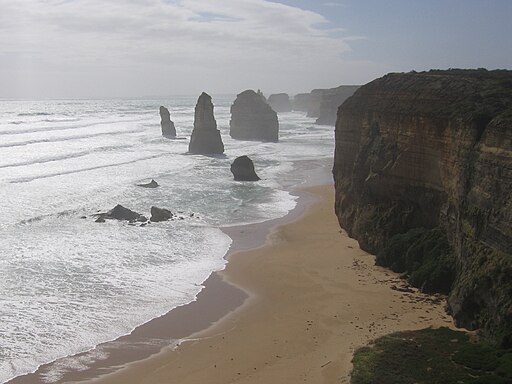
[351,328,512,384]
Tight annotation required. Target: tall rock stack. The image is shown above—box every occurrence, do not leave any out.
[159,106,176,137]
[230,90,279,142]
[332,69,512,345]
[188,92,224,154]
[268,93,292,112]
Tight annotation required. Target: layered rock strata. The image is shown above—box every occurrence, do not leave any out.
[188,92,224,154]
[159,106,176,137]
[230,90,279,142]
[268,93,292,112]
[333,69,512,345]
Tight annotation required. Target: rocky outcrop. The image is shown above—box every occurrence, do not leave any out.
[315,85,359,125]
[333,69,512,345]
[137,179,159,188]
[150,206,173,222]
[268,93,292,112]
[292,86,359,125]
[188,92,224,154]
[292,93,311,112]
[230,90,279,142]
[159,106,176,138]
[95,205,147,222]
[230,156,260,181]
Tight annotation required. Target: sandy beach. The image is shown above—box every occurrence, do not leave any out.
[84,184,453,384]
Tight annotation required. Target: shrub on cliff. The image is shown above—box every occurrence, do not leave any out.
[376,227,455,294]
[351,328,512,384]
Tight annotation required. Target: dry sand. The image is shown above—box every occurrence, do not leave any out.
[89,184,454,384]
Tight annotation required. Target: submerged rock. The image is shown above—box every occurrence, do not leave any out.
[150,206,173,222]
[137,179,159,188]
[268,93,292,112]
[230,90,279,142]
[188,92,224,154]
[159,106,177,138]
[230,156,260,181]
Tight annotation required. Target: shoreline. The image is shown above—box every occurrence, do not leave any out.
[87,184,454,384]
[6,164,330,384]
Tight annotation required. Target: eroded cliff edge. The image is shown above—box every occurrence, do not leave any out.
[333,69,512,345]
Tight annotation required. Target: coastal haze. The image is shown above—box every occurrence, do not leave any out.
[1,1,511,383]
[1,0,510,99]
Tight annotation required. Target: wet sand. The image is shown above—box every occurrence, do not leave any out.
[86,184,454,384]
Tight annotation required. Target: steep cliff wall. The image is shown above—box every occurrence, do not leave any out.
[333,69,512,345]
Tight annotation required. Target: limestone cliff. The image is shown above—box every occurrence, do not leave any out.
[292,86,359,125]
[189,92,224,154]
[230,90,279,142]
[268,93,292,112]
[333,69,512,345]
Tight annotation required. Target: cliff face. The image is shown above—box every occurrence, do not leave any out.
[333,69,512,345]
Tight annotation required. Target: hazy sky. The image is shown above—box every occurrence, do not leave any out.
[1,0,511,98]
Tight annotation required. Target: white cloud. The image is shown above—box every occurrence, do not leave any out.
[0,0,362,97]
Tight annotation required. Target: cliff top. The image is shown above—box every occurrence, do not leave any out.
[344,69,512,127]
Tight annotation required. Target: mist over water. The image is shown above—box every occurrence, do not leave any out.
[0,96,334,383]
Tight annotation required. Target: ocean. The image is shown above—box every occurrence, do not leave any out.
[0,95,334,383]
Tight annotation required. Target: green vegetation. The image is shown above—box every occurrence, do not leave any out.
[351,328,512,384]
[377,228,455,294]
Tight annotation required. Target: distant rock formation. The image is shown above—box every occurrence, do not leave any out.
[315,85,359,125]
[159,106,176,137]
[137,179,159,188]
[292,93,311,112]
[292,86,359,125]
[150,206,173,222]
[188,92,224,154]
[230,156,260,181]
[95,205,147,222]
[230,90,279,142]
[268,93,292,112]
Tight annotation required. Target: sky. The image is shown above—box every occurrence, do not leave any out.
[1,0,511,98]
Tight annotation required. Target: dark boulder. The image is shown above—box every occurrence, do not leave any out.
[268,93,292,112]
[230,90,279,142]
[137,179,159,188]
[188,92,224,154]
[230,156,260,181]
[150,206,173,222]
[160,106,177,137]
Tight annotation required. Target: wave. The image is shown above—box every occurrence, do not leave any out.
[0,145,133,169]
[17,112,52,116]
[8,154,167,183]
[0,128,143,149]
[0,117,148,136]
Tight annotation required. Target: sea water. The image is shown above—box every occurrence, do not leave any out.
[0,96,334,382]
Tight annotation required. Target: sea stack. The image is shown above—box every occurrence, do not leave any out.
[230,156,260,181]
[159,106,176,138]
[230,90,279,142]
[188,92,224,154]
[268,93,292,112]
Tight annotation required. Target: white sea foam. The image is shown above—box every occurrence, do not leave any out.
[0,96,335,383]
